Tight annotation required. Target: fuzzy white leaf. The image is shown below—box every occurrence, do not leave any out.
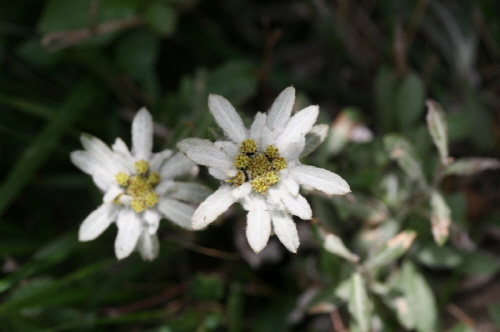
[271,210,299,253]
[185,146,234,169]
[137,231,159,261]
[78,203,118,241]
[131,108,154,161]
[209,94,247,143]
[245,196,271,253]
[276,105,319,155]
[161,152,197,180]
[192,186,236,229]
[290,165,350,195]
[426,100,449,165]
[267,87,295,136]
[114,209,142,260]
[158,198,196,229]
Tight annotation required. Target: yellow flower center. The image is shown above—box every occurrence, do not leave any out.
[114,160,161,213]
[228,139,287,194]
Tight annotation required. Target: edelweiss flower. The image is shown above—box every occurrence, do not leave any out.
[178,87,350,253]
[71,108,210,260]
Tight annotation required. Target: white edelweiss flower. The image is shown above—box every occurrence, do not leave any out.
[71,108,211,261]
[178,87,350,254]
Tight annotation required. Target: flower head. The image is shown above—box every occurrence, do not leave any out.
[71,108,211,260]
[178,87,350,253]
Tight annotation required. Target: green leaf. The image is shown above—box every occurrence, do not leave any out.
[394,261,437,332]
[0,79,102,217]
[323,233,359,263]
[430,190,451,246]
[415,243,463,269]
[445,157,500,176]
[348,273,372,332]
[396,72,425,130]
[364,230,416,271]
[145,1,177,36]
[383,134,427,188]
[426,100,449,165]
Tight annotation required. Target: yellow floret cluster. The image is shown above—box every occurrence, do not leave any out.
[114,160,161,212]
[228,138,287,194]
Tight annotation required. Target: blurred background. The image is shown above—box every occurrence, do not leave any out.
[1,0,500,331]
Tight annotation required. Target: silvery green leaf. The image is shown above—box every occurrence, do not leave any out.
[415,243,463,269]
[383,134,427,188]
[348,272,372,332]
[323,233,359,263]
[444,158,500,176]
[392,296,415,329]
[335,278,351,301]
[394,261,437,332]
[430,190,451,246]
[426,100,450,165]
[300,124,329,158]
[364,230,416,271]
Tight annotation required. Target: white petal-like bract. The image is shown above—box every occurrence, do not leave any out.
[79,204,118,241]
[271,210,300,253]
[158,198,196,229]
[115,208,142,259]
[267,86,295,136]
[290,165,350,195]
[185,146,235,169]
[137,231,159,261]
[245,196,272,253]
[192,186,236,230]
[209,94,247,143]
[131,108,153,161]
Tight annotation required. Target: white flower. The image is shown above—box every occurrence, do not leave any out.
[178,87,350,253]
[71,108,211,260]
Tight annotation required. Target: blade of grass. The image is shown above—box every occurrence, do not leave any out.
[0,259,112,317]
[0,78,103,216]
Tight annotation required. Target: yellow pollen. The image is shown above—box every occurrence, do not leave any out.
[134,160,149,175]
[265,145,280,158]
[272,157,287,171]
[239,138,257,154]
[115,172,129,186]
[248,153,271,177]
[149,172,161,185]
[226,171,246,187]
[115,162,161,212]
[234,154,251,169]
[145,192,158,207]
[131,199,147,212]
[229,141,288,194]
